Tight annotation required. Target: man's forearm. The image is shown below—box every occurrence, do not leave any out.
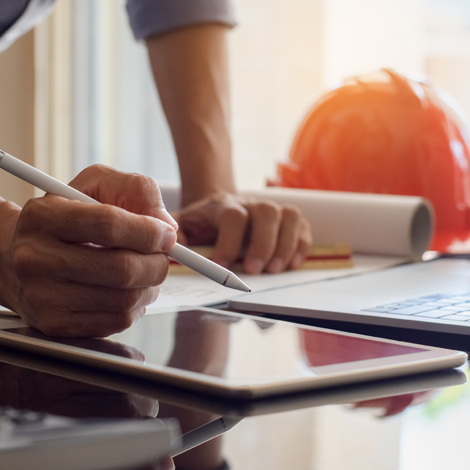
[146,24,235,207]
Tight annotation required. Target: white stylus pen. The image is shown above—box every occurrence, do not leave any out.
[0,150,251,292]
[171,416,242,457]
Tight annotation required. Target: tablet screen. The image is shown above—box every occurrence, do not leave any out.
[109,309,426,378]
[1,309,432,393]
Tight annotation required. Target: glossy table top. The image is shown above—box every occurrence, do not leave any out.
[0,331,468,470]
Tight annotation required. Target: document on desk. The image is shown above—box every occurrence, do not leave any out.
[0,255,414,315]
[148,255,408,311]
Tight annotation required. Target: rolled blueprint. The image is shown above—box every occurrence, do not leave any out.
[244,188,434,260]
[159,184,434,260]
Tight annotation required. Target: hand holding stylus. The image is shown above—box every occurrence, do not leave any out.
[0,153,247,337]
[0,163,177,337]
[0,151,250,292]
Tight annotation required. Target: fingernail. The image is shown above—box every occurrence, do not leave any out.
[291,252,304,269]
[161,227,177,251]
[267,257,284,273]
[245,258,264,274]
[155,456,175,470]
[155,207,178,229]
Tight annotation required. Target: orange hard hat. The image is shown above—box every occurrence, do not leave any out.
[272,69,470,252]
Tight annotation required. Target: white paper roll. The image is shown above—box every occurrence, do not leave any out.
[244,188,434,260]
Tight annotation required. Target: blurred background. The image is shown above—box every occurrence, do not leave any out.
[0,3,469,468]
[1,0,470,203]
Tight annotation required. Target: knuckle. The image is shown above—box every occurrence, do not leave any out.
[140,219,160,253]
[17,199,44,233]
[110,252,137,288]
[254,200,281,222]
[11,243,34,278]
[132,173,158,192]
[130,174,162,205]
[111,310,140,333]
[282,204,302,221]
[154,255,170,286]
[82,163,108,175]
[96,206,122,246]
[221,205,248,225]
[116,289,143,312]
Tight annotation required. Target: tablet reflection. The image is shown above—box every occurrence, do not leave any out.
[0,334,157,419]
[0,317,232,470]
[0,339,171,470]
[0,344,463,470]
[350,390,438,417]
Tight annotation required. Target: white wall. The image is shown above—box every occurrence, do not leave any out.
[323,0,426,85]
[229,0,324,190]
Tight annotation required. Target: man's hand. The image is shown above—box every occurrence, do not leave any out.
[0,165,177,337]
[175,192,312,274]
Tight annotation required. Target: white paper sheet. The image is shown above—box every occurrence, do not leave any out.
[0,257,409,316]
[147,255,408,312]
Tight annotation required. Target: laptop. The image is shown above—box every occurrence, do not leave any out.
[228,257,470,336]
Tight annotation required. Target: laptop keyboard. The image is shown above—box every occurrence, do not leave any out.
[361,293,470,322]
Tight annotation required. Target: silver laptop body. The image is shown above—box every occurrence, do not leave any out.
[228,258,470,335]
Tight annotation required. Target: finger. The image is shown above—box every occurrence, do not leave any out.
[68,164,178,228]
[135,456,175,470]
[14,242,170,289]
[46,338,147,362]
[174,213,189,246]
[289,218,313,270]
[156,456,175,470]
[211,205,249,269]
[175,229,188,246]
[54,393,159,419]
[21,282,159,314]
[265,205,303,273]
[19,196,177,254]
[21,305,149,337]
[244,201,282,274]
[170,212,187,245]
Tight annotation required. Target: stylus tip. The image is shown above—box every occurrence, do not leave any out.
[238,280,251,292]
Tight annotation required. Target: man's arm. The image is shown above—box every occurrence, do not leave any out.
[147,24,234,206]
[146,25,312,274]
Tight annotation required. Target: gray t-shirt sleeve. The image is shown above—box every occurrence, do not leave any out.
[0,0,30,37]
[126,0,237,40]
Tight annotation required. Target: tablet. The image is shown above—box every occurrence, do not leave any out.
[0,307,466,399]
[0,344,465,417]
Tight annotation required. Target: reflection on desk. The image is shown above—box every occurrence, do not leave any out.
[0,346,467,470]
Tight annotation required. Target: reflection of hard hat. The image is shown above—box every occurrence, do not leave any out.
[272,69,470,251]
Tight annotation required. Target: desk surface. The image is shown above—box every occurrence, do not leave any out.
[0,344,468,470]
